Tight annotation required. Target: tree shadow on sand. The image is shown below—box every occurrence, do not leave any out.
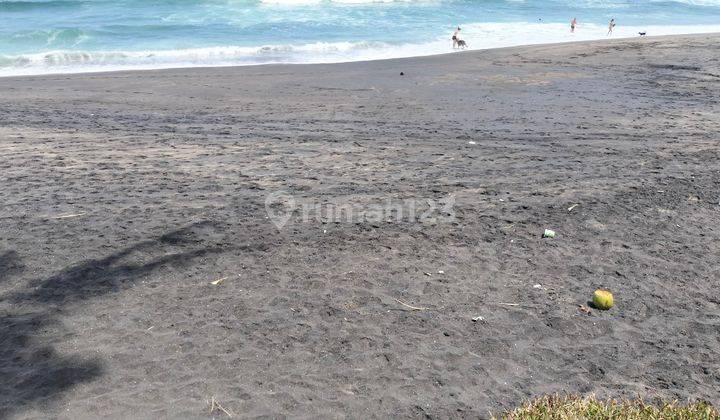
[0,221,229,418]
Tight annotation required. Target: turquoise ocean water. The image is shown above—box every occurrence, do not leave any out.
[1,0,719,76]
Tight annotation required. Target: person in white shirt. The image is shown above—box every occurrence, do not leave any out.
[452,27,461,49]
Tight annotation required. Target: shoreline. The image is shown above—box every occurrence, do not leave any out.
[1,33,719,417]
[1,31,719,79]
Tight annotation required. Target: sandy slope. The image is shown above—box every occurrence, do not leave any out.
[1,34,719,418]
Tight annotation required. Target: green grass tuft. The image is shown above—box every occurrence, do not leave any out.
[499,394,718,420]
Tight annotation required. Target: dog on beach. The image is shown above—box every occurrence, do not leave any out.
[456,39,468,49]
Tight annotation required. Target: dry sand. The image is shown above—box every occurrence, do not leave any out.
[1,34,719,418]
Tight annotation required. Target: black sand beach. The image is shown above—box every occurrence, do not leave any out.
[1,34,719,418]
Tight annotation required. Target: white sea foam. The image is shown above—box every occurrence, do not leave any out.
[2,22,719,76]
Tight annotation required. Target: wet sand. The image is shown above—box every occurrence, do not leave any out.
[1,34,719,418]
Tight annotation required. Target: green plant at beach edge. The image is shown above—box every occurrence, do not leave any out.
[497,394,718,420]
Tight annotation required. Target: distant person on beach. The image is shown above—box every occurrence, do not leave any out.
[608,18,616,35]
[571,18,577,33]
[452,27,461,49]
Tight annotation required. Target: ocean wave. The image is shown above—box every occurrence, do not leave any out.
[6,28,88,50]
[258,0,417,4]
[0,0,424,10]
[2,22,720,76]
[0,0,86,12]
[0,41,391,67]
[650,0,720,5]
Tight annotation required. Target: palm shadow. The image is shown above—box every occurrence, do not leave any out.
[0,251,24,284]
[0,221,229,418]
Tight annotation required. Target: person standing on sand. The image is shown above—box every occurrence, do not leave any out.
[452,27,461,49]
[571,18,577,33]
[607,18,616,36]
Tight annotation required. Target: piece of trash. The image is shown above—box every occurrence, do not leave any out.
[579,304,592,314]
[437,270,444,274]
[51,212,86,219]
[210,277,227,286]
[468,141,477,145]
[542,229,556,238]
[394,298,428,311]
[567,204,578,212]
[423,272,432,276]
[592,289,614,310]
[533,284,543,289]
[209,396,234,418]
[472,316,486,323]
